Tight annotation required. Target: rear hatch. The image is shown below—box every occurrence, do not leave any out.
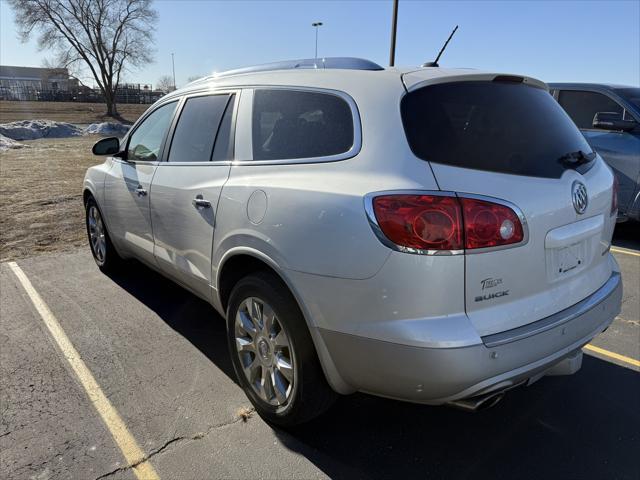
[400,72,616,336]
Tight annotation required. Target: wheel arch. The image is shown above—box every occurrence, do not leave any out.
[216,248,355,394]
[83,187,95,205]
[82,184,126,259]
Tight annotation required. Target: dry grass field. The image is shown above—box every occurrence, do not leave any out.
[0,100,149,124]
[0,101,149,261]
[0,136,101,261]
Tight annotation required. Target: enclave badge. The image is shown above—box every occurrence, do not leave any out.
[572,181,588,214]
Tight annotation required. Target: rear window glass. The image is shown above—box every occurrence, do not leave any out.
[212,95,235,161]
[168,94,230,162]
[401,81,593,178]
[252,89,354,160]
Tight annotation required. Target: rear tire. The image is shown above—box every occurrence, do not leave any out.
[226,271,337,427]
[85,196,121,272]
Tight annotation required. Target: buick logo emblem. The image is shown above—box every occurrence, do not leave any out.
[572,181,588,214]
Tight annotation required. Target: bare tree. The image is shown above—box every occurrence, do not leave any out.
[9,0,158,117]
[156,75,174,93]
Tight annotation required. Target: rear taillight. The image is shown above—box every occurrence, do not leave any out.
[372,195,463,250]
[611,175,618,215]
[460,197,524,249]
[371,194,524,252]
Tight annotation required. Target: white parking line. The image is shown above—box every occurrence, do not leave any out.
[7,262,160,480]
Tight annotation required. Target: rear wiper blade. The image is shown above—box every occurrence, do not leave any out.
[557,150,597,167]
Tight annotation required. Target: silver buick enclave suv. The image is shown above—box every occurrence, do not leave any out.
[84,58,622,426]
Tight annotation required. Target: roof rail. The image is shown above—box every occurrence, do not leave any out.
[212,57,384,79]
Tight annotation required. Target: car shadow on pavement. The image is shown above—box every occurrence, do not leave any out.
[275,356,639,479]
[105,261,639,480]
[613,221,639,250]
[105,262,238,385]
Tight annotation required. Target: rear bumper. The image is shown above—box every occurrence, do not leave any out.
[319,270,622,404]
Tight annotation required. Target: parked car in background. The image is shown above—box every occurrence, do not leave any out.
[549,83,640,222]
[84,59,622,426]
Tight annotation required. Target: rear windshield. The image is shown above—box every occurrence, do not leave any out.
[401,81,594,178]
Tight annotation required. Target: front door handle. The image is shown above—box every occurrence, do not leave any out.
[135,185,147,197]
[192,195,211,209]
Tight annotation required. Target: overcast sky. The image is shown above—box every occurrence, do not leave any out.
[1,0,638,88]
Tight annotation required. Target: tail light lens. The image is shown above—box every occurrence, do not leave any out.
[372,195,463,250]
[371,194,524,252]
[460,198,524,249]
[611,175,618,215]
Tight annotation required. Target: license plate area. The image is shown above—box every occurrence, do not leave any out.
[546,241,588,282]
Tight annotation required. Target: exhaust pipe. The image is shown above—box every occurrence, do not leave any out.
[448,391,505,412]
[447,379,528,412]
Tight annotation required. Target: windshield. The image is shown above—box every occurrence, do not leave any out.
[401,81,594,178]
[615,88,640,110]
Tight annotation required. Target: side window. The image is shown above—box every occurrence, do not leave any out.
[168,94,231,162]
[127,101,177,161]
[557,90,624,129]
[212,95,236,161]
[252,89,354,160]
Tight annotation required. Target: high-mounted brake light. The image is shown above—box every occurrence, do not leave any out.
[370,194,525,252]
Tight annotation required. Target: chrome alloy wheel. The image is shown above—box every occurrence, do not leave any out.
[87,205,106,263]
[234,297,295,407]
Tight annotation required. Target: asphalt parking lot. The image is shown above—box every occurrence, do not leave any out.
[1,223,638,480]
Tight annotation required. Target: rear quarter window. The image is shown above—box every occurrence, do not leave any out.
[401,81,594,178]
[252,89,354,161]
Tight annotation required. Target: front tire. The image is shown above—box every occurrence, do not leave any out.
[85,196,121,272]
[226,272,337,427]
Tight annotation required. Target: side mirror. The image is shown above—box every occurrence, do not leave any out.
[92,137,120,156]
[592,112,637,132]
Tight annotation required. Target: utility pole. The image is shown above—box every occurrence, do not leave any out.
[171,53,176,90]
[389,0,399,66]
[312,22,323,59]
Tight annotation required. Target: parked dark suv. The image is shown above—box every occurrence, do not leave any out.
[549,83,640,221]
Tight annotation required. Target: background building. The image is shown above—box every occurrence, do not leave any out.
[0,65,77,100]
[0,65,161,103]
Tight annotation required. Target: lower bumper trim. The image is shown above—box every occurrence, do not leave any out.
[481,272,621,348]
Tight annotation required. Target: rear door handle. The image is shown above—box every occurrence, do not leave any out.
[135,185,147,197]
[192,195,211,209]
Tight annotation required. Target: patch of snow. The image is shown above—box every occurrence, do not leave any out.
[0,134,28,152]
[0,120,83,141]
[84,122,130,137]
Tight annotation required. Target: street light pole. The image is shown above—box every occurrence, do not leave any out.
[171,53,176,90]
[389,0,399,66]
[312,22,323,59]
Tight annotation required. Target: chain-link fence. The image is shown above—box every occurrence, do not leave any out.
[0,84,162,104]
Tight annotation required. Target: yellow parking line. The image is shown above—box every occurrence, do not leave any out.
[610,247,640,257]
[584,344,640,368]
[8,262,160,480]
